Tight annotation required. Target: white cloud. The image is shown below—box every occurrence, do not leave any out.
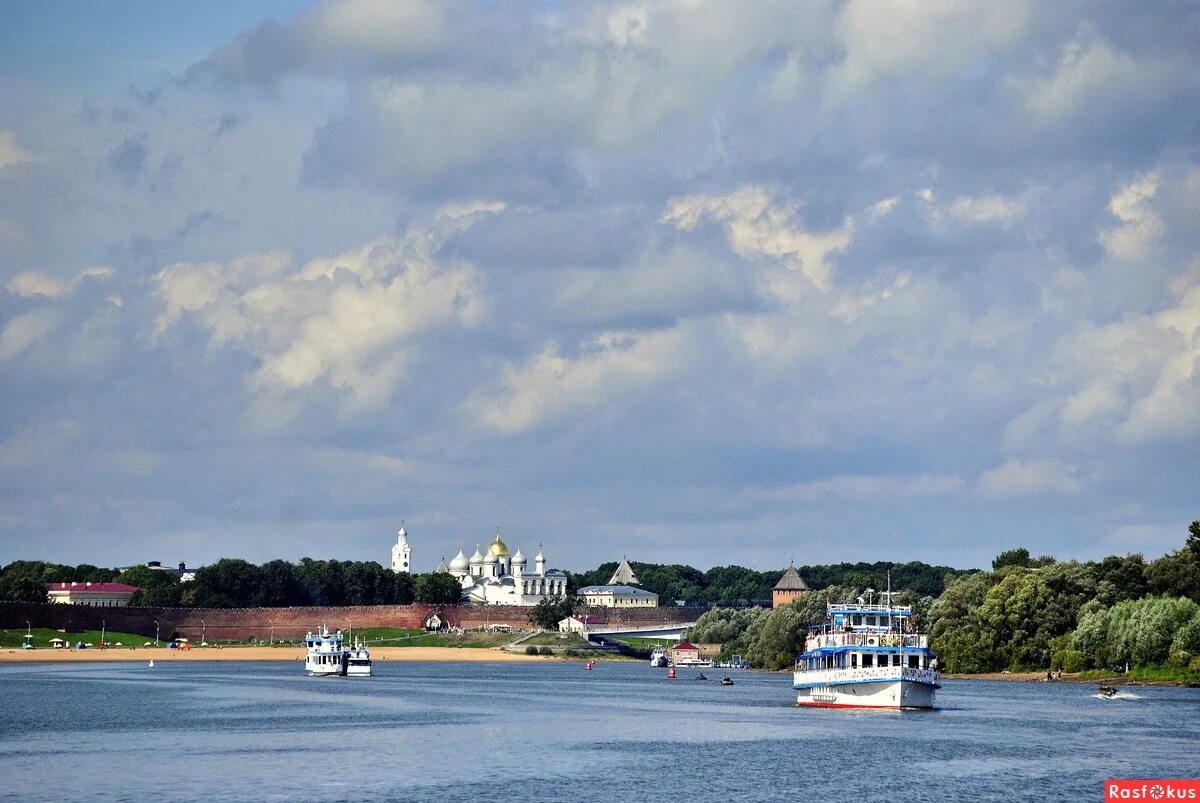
[1021,37,1145,122]
[7,266,114,299]
[0,130,33,171]
[946,194,1027,224]
[0,309,62,361]
[830,0,1030,98]
[755,473,965,504]
[153,213,491,410]
[468,327,689,434]
[1099,171,1162,261]
[978,459,1081,498]
[661,186,851,293]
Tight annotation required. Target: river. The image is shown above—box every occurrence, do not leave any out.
[1,660,1196,801]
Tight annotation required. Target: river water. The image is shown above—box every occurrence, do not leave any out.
[1,660,1196,801]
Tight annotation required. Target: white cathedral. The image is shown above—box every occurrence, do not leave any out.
[389,523,568,606]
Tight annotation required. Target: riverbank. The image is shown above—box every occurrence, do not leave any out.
[945,671,1200,687]
[0,646,548,663]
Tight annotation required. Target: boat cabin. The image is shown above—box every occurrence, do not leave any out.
[796,603,939,674]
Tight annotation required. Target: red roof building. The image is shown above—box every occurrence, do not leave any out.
[46,581,141,607]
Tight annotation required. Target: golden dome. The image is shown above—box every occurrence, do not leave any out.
[487,532,509,558]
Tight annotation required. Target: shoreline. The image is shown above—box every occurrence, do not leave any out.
[0,646,549,663]
[944,671,1199,687]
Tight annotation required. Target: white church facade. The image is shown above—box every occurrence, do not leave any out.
[390,523,568,606]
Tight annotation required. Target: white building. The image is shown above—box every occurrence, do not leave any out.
[441,532,568,605]
[391,522,411,574]
[576,584,659,608]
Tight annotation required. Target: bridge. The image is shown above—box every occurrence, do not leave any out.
[582,621,691,642]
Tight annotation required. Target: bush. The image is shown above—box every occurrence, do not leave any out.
[1189,656,1200,673]
[524,645,539,656]
[1060,650,1085,673]
[540,646,555,656]
[1167,649,1192,668]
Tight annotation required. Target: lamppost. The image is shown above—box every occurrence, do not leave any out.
[201,619,206,646]
[269,620,274,646]
[100,620,106,650]
[155,620,160,646]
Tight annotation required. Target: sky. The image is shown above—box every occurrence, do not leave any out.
[1,1,1198,574]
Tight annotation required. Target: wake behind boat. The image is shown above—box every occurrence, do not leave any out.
[793,598,940,709]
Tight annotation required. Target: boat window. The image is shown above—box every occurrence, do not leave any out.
[862,654,873,668]
[852,615,862,626]
[850,653,858,668]
[892,654,901,667]
[908,655,919,668]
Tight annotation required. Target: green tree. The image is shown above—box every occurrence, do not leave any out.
[992,548,1033,571]
[1187,521,1200,562]
[527,595,579,629]
[413,572,463,605]
[0,574,49,603]
[1146,551,1200,602]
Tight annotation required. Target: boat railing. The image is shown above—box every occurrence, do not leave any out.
[826,603,912,615]
[806,633,928,649]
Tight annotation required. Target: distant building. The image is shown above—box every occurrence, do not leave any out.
[668,641,699,663]
[772,565,810,608]
[445,533,569,605]
[576,584,659,608]
[607,557,639,585]
[117,561,196,582]
[558,614,606,634]
[47,581,140,607]
[391,522,411,574]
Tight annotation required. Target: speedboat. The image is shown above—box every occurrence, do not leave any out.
[1098,685,1118,698]
[721,676,734,686]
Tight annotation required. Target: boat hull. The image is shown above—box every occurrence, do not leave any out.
[794,678,937,709]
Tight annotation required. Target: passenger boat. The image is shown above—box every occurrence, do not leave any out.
[793,599,940,709]
[305,628,350,677]
[649,646,669,667]
[346,639,372,677]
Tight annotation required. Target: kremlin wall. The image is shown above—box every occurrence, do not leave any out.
[0,600,707,642]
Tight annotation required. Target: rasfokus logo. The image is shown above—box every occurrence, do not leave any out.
[1107,781,1200,800]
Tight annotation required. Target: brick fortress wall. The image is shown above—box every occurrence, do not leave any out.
[1,601,707,641]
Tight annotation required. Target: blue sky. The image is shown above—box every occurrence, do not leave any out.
[1,1,1197,573]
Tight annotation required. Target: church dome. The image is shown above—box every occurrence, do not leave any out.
[511,547,526,565]
[483,550,499,565]
[487,532,509,558]
[449,549,469,572]
[469,546,484,566]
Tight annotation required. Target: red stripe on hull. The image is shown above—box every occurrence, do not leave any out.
[796,702,933,710]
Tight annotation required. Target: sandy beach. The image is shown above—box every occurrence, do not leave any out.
[0,646,547,663]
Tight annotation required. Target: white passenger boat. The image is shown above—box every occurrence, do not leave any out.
[305,628,349,677]
[649,646,669,667]
[793,599,940,709]
[347,640,372,677]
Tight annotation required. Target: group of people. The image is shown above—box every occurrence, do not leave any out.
[1045,668,1064,681]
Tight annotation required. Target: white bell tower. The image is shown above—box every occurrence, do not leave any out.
[391,521,411,574]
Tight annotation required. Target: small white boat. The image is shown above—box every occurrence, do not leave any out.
[649,647,669,667]
[305,628,349,677]
[148,660,154,668]
[346,640,372,677]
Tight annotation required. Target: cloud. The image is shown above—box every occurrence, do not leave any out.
[153,209,492,411]
[0,131,33,171]
[945,194,1028,224]
[661,186,852,293]
[1021,36,1146,122]
[467,326,690,434]
[978,459,1081,498]
[0,309,63,362]
[7,266,114,299]
[755,473,966,504]
[0,421,79,471]
[1099,171,1163,261]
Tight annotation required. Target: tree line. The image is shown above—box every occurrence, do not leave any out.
[685,521,1200,674]
[566,558,968,605]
